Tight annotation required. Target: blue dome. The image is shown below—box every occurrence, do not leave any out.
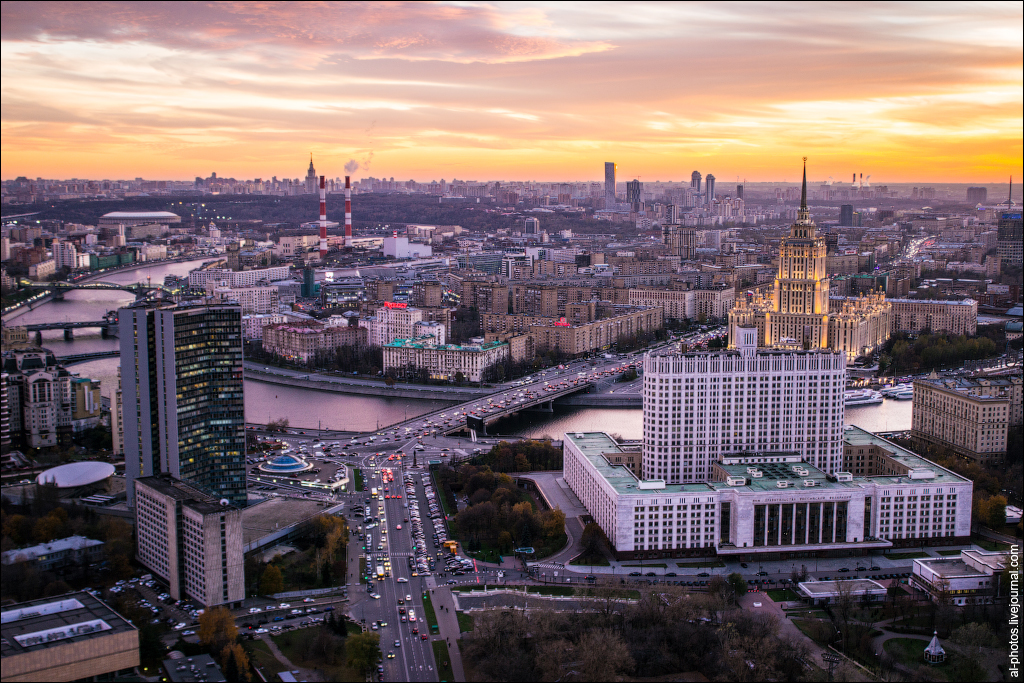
[259,454,312,474]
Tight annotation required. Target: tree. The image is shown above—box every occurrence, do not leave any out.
[198,606,238,651]
[220,642,251,683]
[727,572,747,600]
[260,564,284,595]
[346,631,381,675]
[266,417,289,432]
[986,495,1007,529]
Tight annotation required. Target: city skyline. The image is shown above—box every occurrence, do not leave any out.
[2,2,1021,183]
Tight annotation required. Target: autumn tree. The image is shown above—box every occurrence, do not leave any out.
[259,564,284,596]
[198,607,238,652]
[220,642,251,683]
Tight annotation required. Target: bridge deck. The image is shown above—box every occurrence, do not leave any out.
[380,380,595,437]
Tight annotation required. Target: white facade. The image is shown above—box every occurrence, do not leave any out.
[28,259,56,280]
[642,339,847,481]
[187,265,291,289]
[241,313,290,339]
[361,305,426,346]
[206,283,279,314]
[563,427,973,559]
[382,236,432,259]
[413,320,446,345]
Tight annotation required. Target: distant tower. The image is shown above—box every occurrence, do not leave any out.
[839,204,854,227]
[705,174,716,202]
[604,162,617,206]
[691,171,702,192]
[626,179,643,210]
[319,175,328,259]
[344,176,353,247]
[305,154,317,194]
[736,184,744,200]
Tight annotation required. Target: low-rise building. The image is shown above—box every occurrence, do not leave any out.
[888,298,978,336]
[911,549,1009,606]
[241,313,290,340]
[186,265,290,289]
[134,476,244,608]
[0,591,139,682]
[1,536,105,572]
[911,374,1021,463]
[383,337,509,383]
[27,259,56,280]
[483,305,663,356]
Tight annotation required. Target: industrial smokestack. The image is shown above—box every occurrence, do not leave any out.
[319,175,328,259]
[344,175,352,247]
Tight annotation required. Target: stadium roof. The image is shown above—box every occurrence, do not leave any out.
[100,211,180,220]
[36,462,115,489]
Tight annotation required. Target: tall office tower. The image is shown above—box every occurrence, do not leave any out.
[121,303,246,508]
[690,170,702,193]
[626,179,643,210]
[966,187,987,203]
[604,162,617,206]
[679,227,697,260]
[736,184,743,200]
[705,174,716,202]
[839,204,854,226]
[997,211,1023,266]
[641,331,847,483]
[523,217,540,234]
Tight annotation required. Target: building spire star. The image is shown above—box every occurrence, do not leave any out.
[797,156,811,225]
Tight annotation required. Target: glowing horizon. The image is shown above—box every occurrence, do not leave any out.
[2,2,1021,183]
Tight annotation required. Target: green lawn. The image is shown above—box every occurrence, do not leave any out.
[791,618,834,646]
[974,538,1012,552]
[936,550,963,556]
[272,628,363,682]
[245,638,289,679]
[569,553,611,566]
[623,562,668,568]
[884,551,930,560]
[456,611,475,632]
[354,468,365,492]
[433,640,456,682]
[421,590,440,634]
[766,588,800,602]
[884,637,947,674]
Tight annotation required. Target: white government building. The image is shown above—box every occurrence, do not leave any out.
[564,339,973,561]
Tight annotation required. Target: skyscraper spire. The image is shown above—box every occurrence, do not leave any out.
[797,156,811,225]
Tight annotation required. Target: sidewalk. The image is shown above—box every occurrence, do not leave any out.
[426,582,467,682]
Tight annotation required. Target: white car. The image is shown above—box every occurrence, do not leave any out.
[248,607,262,614]
[279,603,291,609]
[303,597,315,603]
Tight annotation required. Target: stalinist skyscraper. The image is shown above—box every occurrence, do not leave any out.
[728,158,890,360]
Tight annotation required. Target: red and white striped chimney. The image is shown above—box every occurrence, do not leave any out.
[344,175,352,247]
[318,175,328,259]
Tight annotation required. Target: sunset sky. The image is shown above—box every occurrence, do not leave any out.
[2,1,1021,183]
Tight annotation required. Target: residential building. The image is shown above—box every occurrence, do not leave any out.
[1,348,74,448]
[261,321,366,362]
[1,536,104,572]
[70,377,101,432]
[692,286,735,319]
[629,288,694,320]
[27,259,56,280]
[205,283,279,313]
[241,313,290,340]
[134,476,244,608]
[605,162,616,206]
[186,265,290,289]
[361,302,425,346]
[888,298,978,335]
[911,374,1021,463]
[120,303,246,507]
[0,591,139,682]
[383,337,509,383]
[483,305,663,356]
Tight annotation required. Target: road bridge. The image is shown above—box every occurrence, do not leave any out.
[17,278,174,301]
[56,350,121,365]
[24,311,120,341]
[381,379,596,438]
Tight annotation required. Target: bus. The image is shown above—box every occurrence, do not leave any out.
[371,487,378,497]
[376,565,385,580]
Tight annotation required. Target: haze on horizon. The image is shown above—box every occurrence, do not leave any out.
[1,1,1021,184]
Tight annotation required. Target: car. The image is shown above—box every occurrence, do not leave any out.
[740,562,748,568]
[870,566,881,571]
[387,651,395,659]
[855,566,867,572]
[628,571,641,577]
[645,572,656,577]
[182,629,195,636]
[421,633,429,640]
[303,597,315,603]
[397,577,409,583]
[395,640,401,648]
[838,567,850,573]
[698,572,711,577]
[756,571,768,577]
[665,572,677,577]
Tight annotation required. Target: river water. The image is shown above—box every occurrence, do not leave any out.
[5,258,914,436]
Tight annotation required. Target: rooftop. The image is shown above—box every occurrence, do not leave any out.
[136,476,235,515]
[385,336,507,352]
[241,497,340,547]
[0,591,136,659]
[798,579,887,597]
[1,536,103,565]
[914,558,987,578]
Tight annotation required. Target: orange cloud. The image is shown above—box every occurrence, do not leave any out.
[1,1,1020,182]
